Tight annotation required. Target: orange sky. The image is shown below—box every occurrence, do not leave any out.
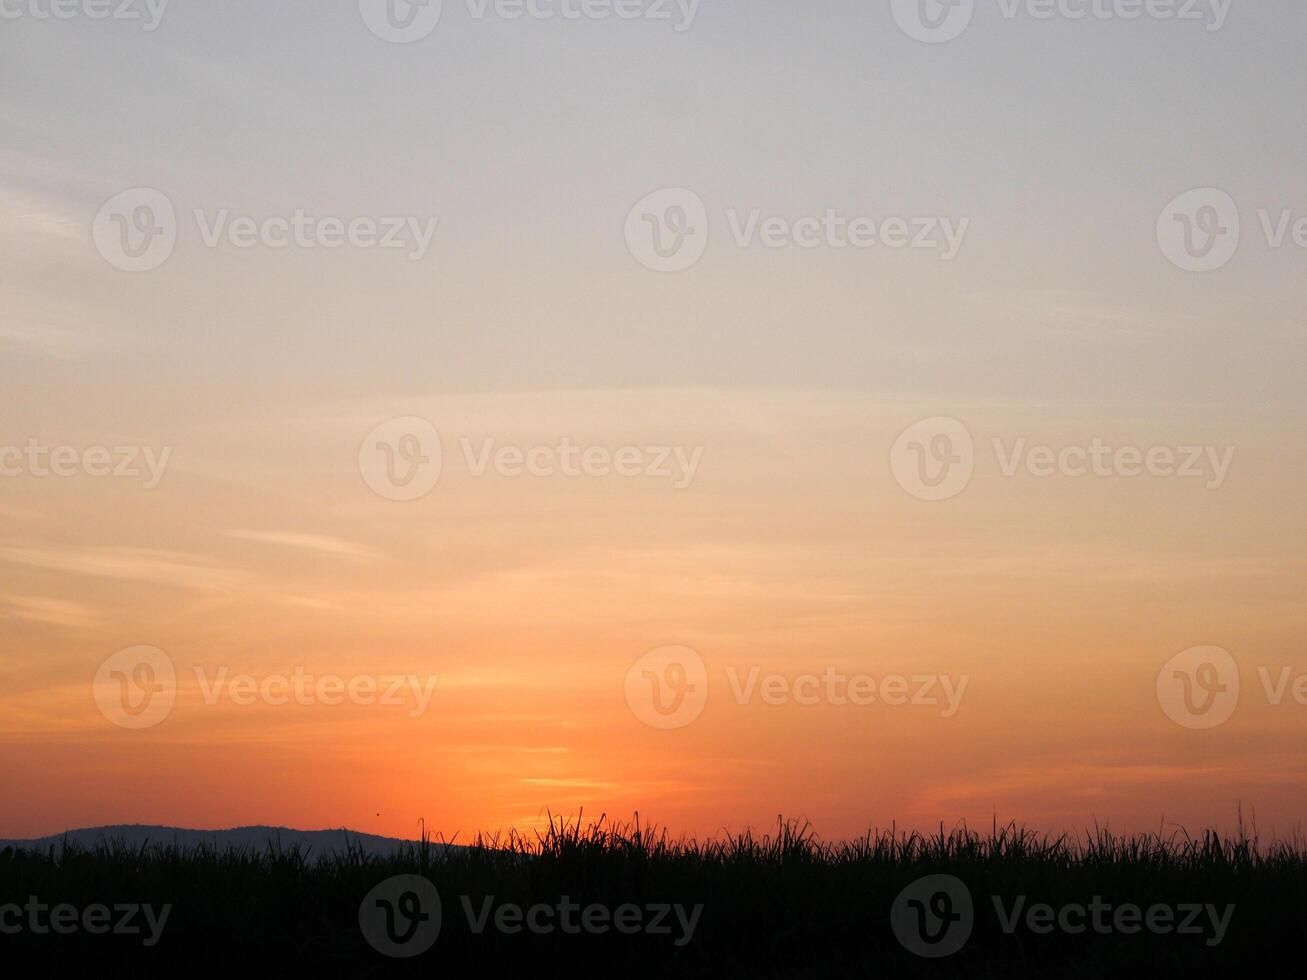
[3,391,1303,841]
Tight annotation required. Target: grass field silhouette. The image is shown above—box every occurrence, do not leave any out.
[3,812,1301,976]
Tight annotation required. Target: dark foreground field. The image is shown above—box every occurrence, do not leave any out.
[2,815,1302,977]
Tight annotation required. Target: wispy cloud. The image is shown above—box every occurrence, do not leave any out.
[517,778,621,790]
[0,317,113,359]
[222,530,383,561]
[963,289,1190,340]
[0,545,243,592]
[0,594,96,628]
[0,186,87,244]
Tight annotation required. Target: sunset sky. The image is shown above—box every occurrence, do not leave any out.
[2,2,1305,842]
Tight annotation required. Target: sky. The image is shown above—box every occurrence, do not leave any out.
[1,1,1305,842]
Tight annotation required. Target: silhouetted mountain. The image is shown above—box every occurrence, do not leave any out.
[0,824,447,856]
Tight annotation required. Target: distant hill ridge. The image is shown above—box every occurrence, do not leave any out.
[0,824,445,856]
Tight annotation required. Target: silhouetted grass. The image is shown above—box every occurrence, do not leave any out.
[1,813,1302,977]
